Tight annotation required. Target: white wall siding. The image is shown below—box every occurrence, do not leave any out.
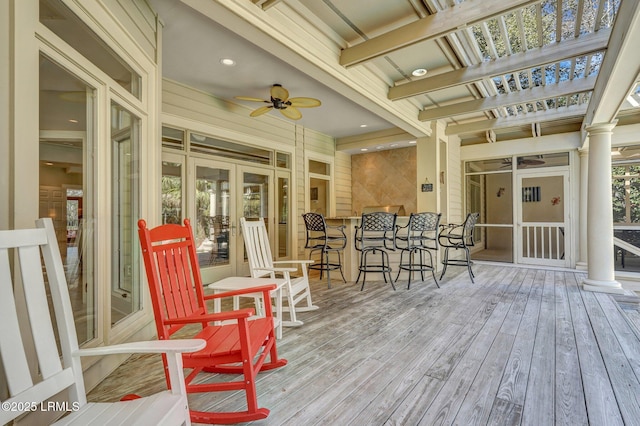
[334,151,352,217]
[102,0,157,60]
[162,79,297,147]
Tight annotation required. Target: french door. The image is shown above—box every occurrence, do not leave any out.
[189,159,274,282]
[516,171,569,266]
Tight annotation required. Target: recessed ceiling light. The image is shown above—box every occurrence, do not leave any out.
[220,58,236,66]
[409,140,417,144]
[360,148,368,151]
[360,124,368,128]
[68,119,78,123]
[412,68,427,77]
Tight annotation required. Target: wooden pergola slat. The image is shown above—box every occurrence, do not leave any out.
[388,29,610,100]
[419,76,596,121]
[339,0,543,67]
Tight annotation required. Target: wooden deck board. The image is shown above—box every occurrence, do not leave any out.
[566,272,624,425]
[554,271,588,425]
[87,265,640,426]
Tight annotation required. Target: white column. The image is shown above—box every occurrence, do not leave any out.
[583,122,624,294]
[576,149,588,270]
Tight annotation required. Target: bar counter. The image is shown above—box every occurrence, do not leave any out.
[325,216,412,283]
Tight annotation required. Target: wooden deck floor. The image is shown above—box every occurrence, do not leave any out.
[88,264,640,425]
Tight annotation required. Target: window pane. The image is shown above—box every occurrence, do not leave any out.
[39,54,96,345]
[243,172,269,220]
[309,160,329,175]
[162,161,182,224]
[517,152,569,169]
[111,102,141,324]
[195,166,230,268]
[277,176,289,258]
[190,133,272,164]
[162,126,184,150]
[40,0,142,99]
[276,152,290,169]
[466,158,511,173]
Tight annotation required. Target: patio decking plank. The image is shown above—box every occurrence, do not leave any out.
[495,269,543,406]
[86,265,640,426]
[554,271,588,425]
[522,270,556,425]
[566,272,624,426]
[582,289,640,424]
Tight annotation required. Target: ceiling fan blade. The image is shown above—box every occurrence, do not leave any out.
[236,96,269,102]
[271,84,289,101]
[250,106,273,117]
[280,106,302,120]
[288,97,321,108]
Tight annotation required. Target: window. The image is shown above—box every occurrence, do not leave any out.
[190,133,273,165]
[40,0,142,99]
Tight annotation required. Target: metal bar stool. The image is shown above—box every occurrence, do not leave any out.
[302,212,347,288]
[438,212,480,283]
[395,212,441,289]
[354,212,397,290]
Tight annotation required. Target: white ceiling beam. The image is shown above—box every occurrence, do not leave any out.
[251,0,282,9]
[336,128,414,151]
[339,0,543,67]
[419,76,596,121]
[388,29,609,100]
[582,0,640,129]
[446,104,587,135]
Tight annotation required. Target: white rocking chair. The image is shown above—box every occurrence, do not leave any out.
[0,218,204,426]
[240,217,318,326]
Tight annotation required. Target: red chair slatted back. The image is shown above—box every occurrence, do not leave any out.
[138,219,208,339]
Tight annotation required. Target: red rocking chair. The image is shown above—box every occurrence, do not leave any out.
[138,219,287,424]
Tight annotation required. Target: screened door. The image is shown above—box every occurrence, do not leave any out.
[517,172,569,266]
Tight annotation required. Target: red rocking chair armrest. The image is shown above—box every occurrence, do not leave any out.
[204,284,277,300]
[164,308,256,325]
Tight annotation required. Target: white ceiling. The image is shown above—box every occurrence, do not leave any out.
[151,0,402,141]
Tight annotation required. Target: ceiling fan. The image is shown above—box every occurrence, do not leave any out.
[235,84,321,120]
[501,157,546,168]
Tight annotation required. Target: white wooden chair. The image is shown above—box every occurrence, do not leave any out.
[0,218,205,426]
[240,217,318,326]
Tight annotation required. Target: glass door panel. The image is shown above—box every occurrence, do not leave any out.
[237,167,273,274]
[110,101,141,325]
[277,173,290,259]
[162,156,184,225]
[194,163,233,271]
